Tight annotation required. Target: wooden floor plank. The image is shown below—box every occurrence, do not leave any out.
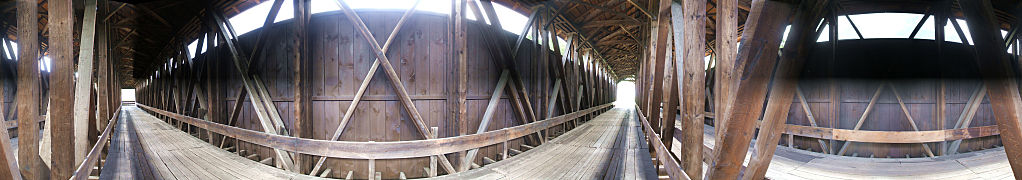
[438,107,658,179]
[100,108,157,180]
[106,104,1014,180]
[681,119,1014,180]
[103,106,327,180]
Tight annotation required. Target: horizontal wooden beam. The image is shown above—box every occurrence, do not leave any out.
[785,124,999,143]
[582,20,641,28]
[70,106,122,180]
[136,103,611,160]
[635,105,691,180]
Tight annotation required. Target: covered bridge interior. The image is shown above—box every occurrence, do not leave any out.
[0,0,1020,179]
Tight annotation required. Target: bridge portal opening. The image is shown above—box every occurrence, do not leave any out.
[616,80,635,106]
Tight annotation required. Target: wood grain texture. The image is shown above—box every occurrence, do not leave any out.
[958,1,1022,176]
[743,1,828,179]
[72,0,101,170]
[707,0,793,179]
[49,0,78,178]
[71,106,122,180]
[136,9,617,178]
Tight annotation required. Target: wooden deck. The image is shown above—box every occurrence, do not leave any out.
[96,104,1015,179]
[439,106,659,180]
[760,146,1014,180]
[100,105,325,180]
[683,122,1016,180]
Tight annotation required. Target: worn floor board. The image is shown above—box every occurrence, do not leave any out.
[436,107,658,180]
[679,118,1015,180]
[100,105,326,180]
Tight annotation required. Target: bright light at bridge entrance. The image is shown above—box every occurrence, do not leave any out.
[615,80,635,107]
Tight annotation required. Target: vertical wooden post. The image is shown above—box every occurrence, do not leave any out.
[934,0,949,156]
[637,40,647,108]
[87,86,99,146]
[96,0,111,132]
[658,29,678,139]
[430,127,438,177]
[368,142,375,180]
[206,26,224,148]
[646,7,666,131]
[292,0,312,174]
[17,0,47,178]
[715,0,739,136]
[660,53,679,146]
[706,0,793,179]
[48,0,78,178]
[826,1,839,155]
[959,0,1022,177]
[670,0,708,178]
[649,0,675,138]
[450,0,469,171]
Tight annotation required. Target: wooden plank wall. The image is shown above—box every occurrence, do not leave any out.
[169,10,607,179]
[787,39,1002,158]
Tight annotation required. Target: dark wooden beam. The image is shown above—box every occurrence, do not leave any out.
[453,0,470,171]
[706,0,793,179]
[959,0,1022,177]
[136,5,172,27]
[671,0,707,179]
[581,19,641,29]
[1003,2,1022,49]
[624,0,653,18]
[646,0,672,144]
[97,0,112,136]
[101,2,127,22]
[844,15,865,39]
[292,0,312,174]
[544,2,620,77]
[908,10,931,39]
[596,39,637,45]
[743,1,827,179]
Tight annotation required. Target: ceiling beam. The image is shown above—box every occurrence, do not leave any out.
[597,39,636,45]
[582,19,641,28]
[136,5,172,27]
[555,0,641,23]
[623,0,653,18]
[102,2,128,22]
[545,2,620,78]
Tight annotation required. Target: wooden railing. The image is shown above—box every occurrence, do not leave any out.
[70,105,123,180]
[136,103,612,159]
[635,105,691,180]
[699,114,999,144]
[783,124,998,143]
